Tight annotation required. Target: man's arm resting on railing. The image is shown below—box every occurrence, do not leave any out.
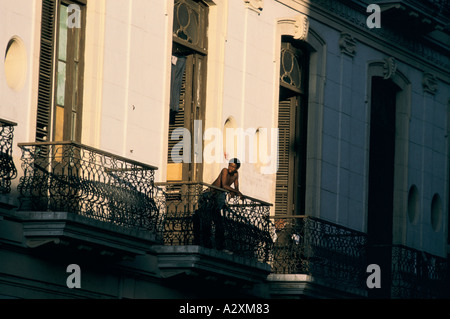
[218,168,243,198]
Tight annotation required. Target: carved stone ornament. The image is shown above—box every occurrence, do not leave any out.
[244,0,264,13]
[383,57,397,80]
[293,13,309,41]
[422,72,438,95]
[339,32,357,57]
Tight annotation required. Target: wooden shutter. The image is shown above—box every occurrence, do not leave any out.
[36,0,56,144]
[168,62,187,164]
[275,99,295,217]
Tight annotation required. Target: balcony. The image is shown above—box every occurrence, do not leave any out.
[390,245,448,298]
[368,0,450,34]
[12,141,161,257]
[268,216,449,298]
[0,119,17,196]
[152,182,273,285]
[269,216,368,298]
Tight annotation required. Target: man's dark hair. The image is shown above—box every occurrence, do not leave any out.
[229,158,241,169]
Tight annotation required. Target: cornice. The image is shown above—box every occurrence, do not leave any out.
[276,0,450,83]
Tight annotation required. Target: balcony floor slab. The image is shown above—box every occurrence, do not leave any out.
[153,245,271,285]
[2,210,161,258]
[267,274,368,299]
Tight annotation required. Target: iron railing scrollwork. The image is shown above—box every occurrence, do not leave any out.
[367,0,450,18]
[154,182,274,263]
[409,0,450,16]
[390,245,448,298]
[271,216,449,297]
[0,119,18,194]
[271,216,368,290]
[14,140,449,298]
[17,141,161,235]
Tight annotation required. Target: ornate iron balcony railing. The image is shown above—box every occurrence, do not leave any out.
[0,119,17,194]
[153,182,274,263]
[17,141,161,234]
[271,216,368,290]
[391,244,448,298]
[367,0,450,20]
[405,0,450,15]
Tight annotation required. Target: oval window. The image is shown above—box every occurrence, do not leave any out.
[4,36,27,91]
[431,193,442,232]
[407,185,419,224]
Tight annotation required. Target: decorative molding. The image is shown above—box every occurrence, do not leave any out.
[339,32,357,57]
[244,0,264,13]
[368,59,410,90]
[278,13,309,41]
[293,13,309,40]
[422,72,438,94]
[275,0,450,74]
[383,57,397,80]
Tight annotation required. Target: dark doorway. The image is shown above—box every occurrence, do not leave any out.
[367,76,399,298]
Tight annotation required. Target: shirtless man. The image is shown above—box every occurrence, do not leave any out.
[193,158,243,250]
[211,158,243,198]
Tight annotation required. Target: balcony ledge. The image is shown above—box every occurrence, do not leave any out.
[267,274,368,299]
[153,245,271,284]
[3,210,161,258]
[377,1,449,34]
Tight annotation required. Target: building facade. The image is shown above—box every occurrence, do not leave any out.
[0,0,449,299]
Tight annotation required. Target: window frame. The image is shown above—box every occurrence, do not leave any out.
[275,37,309,217]
[53,0,86,142]
[35,0,86,144]
[167,0,209,182]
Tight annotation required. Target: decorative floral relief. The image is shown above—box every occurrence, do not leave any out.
[422,72,438,95]
[293,13,309,41]
[383,57,397,80]
[339,32,357,57]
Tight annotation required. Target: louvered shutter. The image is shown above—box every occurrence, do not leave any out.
[36,0,56,145]
[168,66,187,164]
[275,99,295,217]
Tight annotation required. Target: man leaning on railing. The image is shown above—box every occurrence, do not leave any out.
[193,158,244,251]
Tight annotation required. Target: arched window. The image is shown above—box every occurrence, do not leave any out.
[275,36,309,216]
[167,0,208,182]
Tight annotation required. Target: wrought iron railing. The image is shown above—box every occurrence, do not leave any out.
[270,216,449,297]
[271,216,368,290]
[390,245,448,298]
[367,0,450,18]
[153,182,274,263]
[17,141,161,234]
[409,0,450,15]
[0,119,18,194]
